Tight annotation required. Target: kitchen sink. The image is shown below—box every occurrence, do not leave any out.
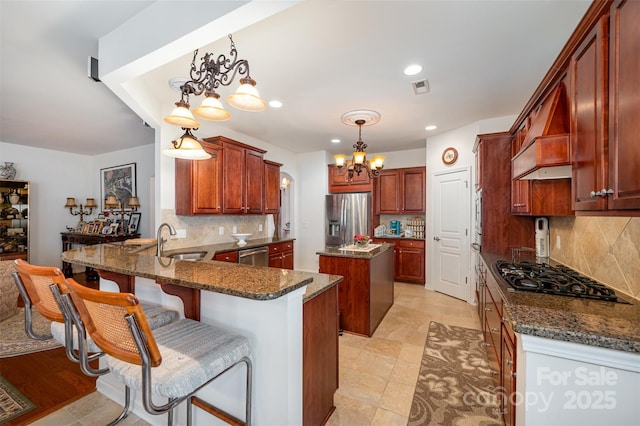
[167,251,208,261]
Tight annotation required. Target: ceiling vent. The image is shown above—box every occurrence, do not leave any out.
[411,79,430,95]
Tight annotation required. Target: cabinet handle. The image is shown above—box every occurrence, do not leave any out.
[490,370,498,376]
[506,360,513,366]
[590,191,597,199]
[510,371,517,378]
[490,327,499,333]
[606,188,614,195]
[482,342,491,347]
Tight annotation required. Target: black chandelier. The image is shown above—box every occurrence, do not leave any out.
[163,34,266,159]
[334,110,385,180]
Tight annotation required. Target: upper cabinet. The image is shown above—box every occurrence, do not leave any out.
[570,16,609,212]
[375,167,426,214]
[175,140,223,215]
[328,164,373,193]
[219,138,266,214]
[264,160,282,215]
[607,0,640,210]
[0,180,29,261]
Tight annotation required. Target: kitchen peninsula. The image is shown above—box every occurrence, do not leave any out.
[317,243,394,337]
[61,242,342,426]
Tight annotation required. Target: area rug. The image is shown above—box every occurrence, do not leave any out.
[0,375,35,424]
[0,309,61,358]
[407,322,502,426]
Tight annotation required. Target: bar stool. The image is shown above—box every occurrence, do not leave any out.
[63,276,253,426]
[12,259,179,424]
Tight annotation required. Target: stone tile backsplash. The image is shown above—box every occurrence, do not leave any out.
[160,209,270,251]
[549,216,640,301]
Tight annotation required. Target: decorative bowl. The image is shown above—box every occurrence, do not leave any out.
[232,233,252,246]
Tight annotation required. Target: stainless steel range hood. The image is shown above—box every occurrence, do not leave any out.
[512,83,571,180]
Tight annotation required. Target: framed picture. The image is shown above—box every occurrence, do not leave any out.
[101,163,137,211]
[75,221,85,233]
[82,223,90,234]
[128,212,141,234]
[109,222,120,234]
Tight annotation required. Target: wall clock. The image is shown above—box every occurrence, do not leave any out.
[442,147,458,165]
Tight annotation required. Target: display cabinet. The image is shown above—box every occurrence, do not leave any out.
[0,180,29,261]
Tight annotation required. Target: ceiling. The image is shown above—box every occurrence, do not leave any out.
[0,0,591,157]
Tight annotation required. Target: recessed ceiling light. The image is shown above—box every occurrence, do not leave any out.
[404,64,422,76]
[269,100,283,108]
[331,138,341,144]
[425,125,437,131]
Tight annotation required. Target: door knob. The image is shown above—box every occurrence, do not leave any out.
[434,236,441,241]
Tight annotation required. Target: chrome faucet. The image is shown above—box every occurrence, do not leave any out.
[156,223,177,256]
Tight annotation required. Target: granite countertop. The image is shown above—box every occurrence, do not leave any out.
[163,236,296,258]
[316,243,394,259]
[481,252,640,353]
[61,241,342,303]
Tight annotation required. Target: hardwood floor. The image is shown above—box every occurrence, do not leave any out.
[0,273,98,425]
[0,347,96,425]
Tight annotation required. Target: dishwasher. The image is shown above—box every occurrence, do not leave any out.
[238,246,269,267]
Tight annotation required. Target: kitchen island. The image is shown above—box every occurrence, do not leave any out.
[61,242,342,426]
[317,243,394,337]
[480,252,640,426]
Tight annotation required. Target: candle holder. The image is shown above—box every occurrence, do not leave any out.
[64,197,97,223]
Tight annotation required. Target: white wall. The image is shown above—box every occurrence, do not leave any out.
[0,141,155,267]
[375,147,426,169]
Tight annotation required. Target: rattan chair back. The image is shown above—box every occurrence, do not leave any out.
[64,277,162,367]
[15,259,67,323]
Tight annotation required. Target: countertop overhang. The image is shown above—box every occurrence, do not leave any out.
[61,241,341,302]
[481,252,640,353]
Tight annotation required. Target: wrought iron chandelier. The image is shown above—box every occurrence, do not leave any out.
[163,34,266,160]
[334,110,385,180]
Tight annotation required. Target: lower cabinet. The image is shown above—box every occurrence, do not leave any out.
[372,238,425,284]
[478,256,517,424]
[303,284,338,425]
[213,251,238,263]
[268,241,294,270]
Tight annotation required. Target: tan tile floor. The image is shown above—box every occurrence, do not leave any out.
[33,283,480,425]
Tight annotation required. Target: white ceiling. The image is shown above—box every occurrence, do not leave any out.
[0,0,591,157]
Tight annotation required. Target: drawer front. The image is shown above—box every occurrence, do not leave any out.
[396,239,425,249]
[269,242,283,254]
[282,241,294,251]
[214,251,238,263]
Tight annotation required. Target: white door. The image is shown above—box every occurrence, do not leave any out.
[431,168,471,301]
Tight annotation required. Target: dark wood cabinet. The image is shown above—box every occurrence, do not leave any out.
[373,238,425,284]
[570,16,609,212]
[303,284,338,426]
[477,256,516,425]
[474,133,534,255]
[175,141,223,215]
[203,136,266,215]
[375,167,425,214]
[263,160,282,215]
[607,0,640,211]
[268,240,294,270]
[213,251,238,263]
[327,164,373,193]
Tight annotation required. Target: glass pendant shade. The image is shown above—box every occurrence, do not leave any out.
[353,152,366,165]
[369,159,378,170]
[226,78,267,112]
[163,101,200,128]
[163,131,212,160]
[334,154,346,167]
[193,93,231,121]
[373,156,385,169]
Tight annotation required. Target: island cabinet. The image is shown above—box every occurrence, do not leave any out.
[263,160,282,215]
[318,245,394,337]
[175,141,223,215]
[202,136,266,214]
[268,240,294,270]
[327,164,372,193]
[303,284,338,426]
[375,167,425,214]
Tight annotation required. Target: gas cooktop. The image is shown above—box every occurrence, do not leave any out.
[496,260,631,304]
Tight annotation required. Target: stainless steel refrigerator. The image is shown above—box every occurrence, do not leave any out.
[325,193,371,247]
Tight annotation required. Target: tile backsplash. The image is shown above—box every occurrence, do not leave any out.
[549,216,640,301]
[160,209,271,251]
